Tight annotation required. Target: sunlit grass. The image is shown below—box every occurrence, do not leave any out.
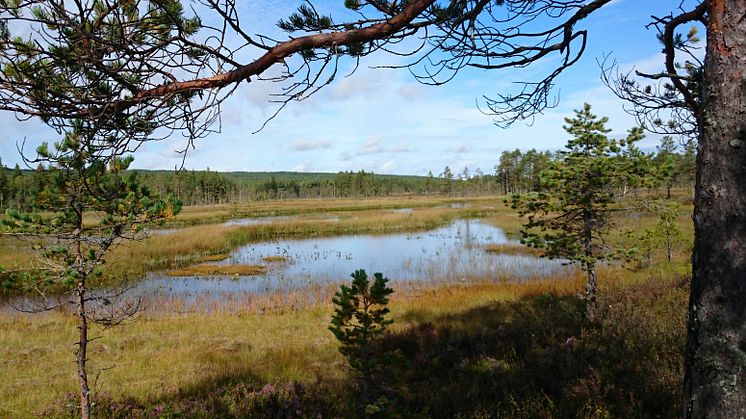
[0,193,697,417]
[162,195,504,227]
[195,254,231,263]
[0,273,585,417]
[483,243,543,257]
[0,255,691,418]
[261,256,289,263]
[165,264,266,277]
[1,196,511,290]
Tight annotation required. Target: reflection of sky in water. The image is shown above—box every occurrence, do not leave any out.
[133,220,573,300]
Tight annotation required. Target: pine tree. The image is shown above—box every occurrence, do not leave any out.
[329,269,394,401]
[511,104,648,317]
[654,136,678,199]
[1,129,181,418]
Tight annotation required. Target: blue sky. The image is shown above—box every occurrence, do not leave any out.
[0,1,701,175]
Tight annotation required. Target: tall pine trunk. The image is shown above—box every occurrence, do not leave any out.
[582,209,597,319]
[72,185,91,419]
[684,1,746,416]
[76,281,91,419]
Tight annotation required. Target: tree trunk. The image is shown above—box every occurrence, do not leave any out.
[582,209,598,319]
[76,282,91,419]
[72,186,91,419]
[684,1,746,417]
[585,265,598,319]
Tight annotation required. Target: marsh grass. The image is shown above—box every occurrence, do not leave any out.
[165,264,266,277]
[195,254,231,263]
[261,256,289,263]
[162,196,501,227]
[1,197,513,291]
[483,242,543,257]
[0,263,689,418]
[0,274,582,417]
[91,204,502,288]
[0,195,695,417]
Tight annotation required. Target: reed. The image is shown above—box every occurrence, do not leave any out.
[0,196,696,417]
[165,264,266,277]
[261,256,289,263]
[483,243,543,257]
[0,204,475,291]
[195,254,231,263]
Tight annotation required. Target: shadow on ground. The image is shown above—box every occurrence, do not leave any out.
[50,277,687,418]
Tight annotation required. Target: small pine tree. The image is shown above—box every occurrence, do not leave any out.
[655,201,683,263]
[330,270,394,378]
[1,128,181,418]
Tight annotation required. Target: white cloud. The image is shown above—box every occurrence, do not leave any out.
[291,139,333,151]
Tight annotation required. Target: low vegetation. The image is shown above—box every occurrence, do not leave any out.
[0,190,694,418]
[1,198,505,291]
[0,263,688,418]
[261,256,289,263]
[483,243,543,257]
[165,264,267,277]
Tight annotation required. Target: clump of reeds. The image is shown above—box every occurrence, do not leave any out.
[195,254,231,263]
[261,256,289,263]
[483,243,543,257]
[165,264,266,277]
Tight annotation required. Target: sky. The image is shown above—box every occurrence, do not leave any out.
[0,1,702,176]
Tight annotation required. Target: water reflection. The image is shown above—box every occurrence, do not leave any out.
[134,220,572,300]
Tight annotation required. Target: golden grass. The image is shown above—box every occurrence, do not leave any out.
[195,254,231,263]
[0,274,587,417]
[0,193,697,417]
[165,264,266,277]
[261,256,289,263]
[483,243,543,257]
[0,196,503,274]
[166,195,504,226]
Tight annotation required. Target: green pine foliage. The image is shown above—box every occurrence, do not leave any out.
[511,103,650,311]
[1,131,181,294]
[329,269,394,377]
[630,200,684,266]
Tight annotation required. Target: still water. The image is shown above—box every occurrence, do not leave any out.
[134,220,572,300]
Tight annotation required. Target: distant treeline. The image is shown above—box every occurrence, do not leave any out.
[0,139,696,209]
[495,137,696,198]
[0,163,505,209]
[133,168,511,204]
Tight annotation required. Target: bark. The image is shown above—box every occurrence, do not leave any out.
[133,0,436,101]
[72,186,91,419]
[684,1,746,417]
[76,282,91,419]
[583,209,598,318]
[585,265,598,319]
